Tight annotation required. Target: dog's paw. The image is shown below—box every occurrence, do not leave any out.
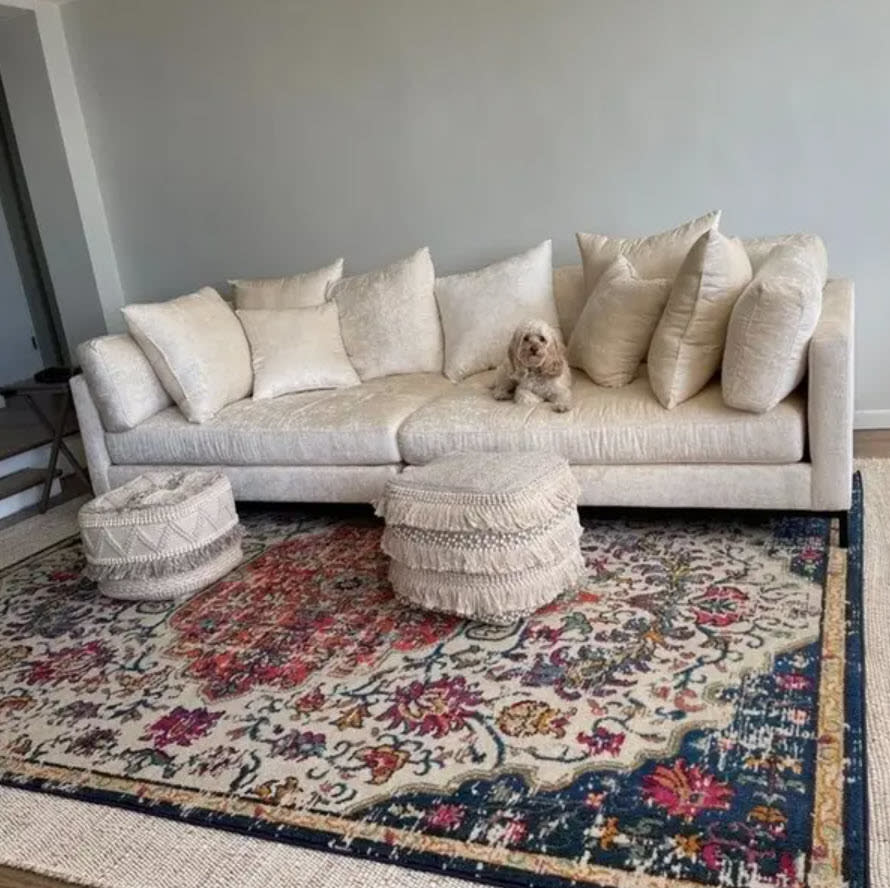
[514,389,542,406]
[551,401,572,413]
[491,388,513,401]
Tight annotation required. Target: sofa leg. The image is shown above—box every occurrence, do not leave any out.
[834,510,849,549]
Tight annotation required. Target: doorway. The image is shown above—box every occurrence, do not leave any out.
[0,66,63,386]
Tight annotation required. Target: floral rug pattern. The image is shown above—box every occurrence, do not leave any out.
[0,497,866,888]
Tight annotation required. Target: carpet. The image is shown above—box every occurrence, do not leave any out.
[0,485,866,888]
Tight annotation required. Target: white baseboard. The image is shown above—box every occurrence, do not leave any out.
[855,410,890,430]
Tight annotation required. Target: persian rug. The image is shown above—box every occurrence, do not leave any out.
[0,481,867,888]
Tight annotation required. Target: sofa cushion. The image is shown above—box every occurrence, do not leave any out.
[576,210,721,295]
[330,247,442,380]
[397,368,805,466]
[230,258,344,310]
[436,240,558,381]
[78,334,172,432]
[122,287,253,424]
[722,237,828,413]
[237,303,360,399]
[553,264,586,341]
[105,373,454,467]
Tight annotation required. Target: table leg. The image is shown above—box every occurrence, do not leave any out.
[24,391,91,490]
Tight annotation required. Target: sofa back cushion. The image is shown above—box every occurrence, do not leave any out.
[230,258,344,310]
[330,247,442,380]
[648,230,753,408]
[78,334,172,432]
[741,233,824,273]
[436,240,558,382]
[123,287,253,423]
[722,236,828,413]
[553,264,586,341]
[576,210,721,296]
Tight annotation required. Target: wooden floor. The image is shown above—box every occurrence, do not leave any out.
[1,429,888,888]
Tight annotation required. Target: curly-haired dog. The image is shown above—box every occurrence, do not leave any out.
[491,320,572,412]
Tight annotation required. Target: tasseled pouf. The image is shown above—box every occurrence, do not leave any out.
[78,470,243,600]
[376,451,583,625]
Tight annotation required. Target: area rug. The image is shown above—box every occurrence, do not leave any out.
[0,482,867,888]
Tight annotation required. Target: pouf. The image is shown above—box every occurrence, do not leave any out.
[377,451,583,624]
[78,470,243,600]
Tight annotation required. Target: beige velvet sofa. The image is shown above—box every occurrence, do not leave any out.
[70,263,854,517]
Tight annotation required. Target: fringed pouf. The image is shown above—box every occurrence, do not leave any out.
[377,451,583,624]
[78,470,243,600]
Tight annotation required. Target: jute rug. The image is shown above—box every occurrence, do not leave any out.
[0,469,880,888]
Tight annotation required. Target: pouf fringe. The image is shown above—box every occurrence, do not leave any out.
[389,550,585,625]
[84,525,244,581]
[382,511,581,573]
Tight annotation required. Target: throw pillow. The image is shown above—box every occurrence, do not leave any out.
[647,229,753,408]
[122,287,252,423]
[722,237,828,413]
[576,210,721,294]
[237,303,360,400]
[567,256,670,387]
[329,247,442,380]
[230,258,344,310]
[436,240,558,382]
[741,233,825,272]
[77,334,173,431]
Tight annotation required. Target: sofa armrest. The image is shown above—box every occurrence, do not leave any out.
[808,279,854,510]
[70,374,112,495]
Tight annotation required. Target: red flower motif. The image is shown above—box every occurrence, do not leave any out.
[424,803,465,831]
[577,725,625,757]
[776,672,812,691]
[379,676,482,738]
[486,816,528,847]
[26,640,113,686]
[642,759,733,821]
[359,745,409,784]
[691,585,750,628]
[142,706,222,749]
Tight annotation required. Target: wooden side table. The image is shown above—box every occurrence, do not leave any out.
[0,374,92,512]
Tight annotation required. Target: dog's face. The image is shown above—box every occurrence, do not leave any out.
[510,321,564,376]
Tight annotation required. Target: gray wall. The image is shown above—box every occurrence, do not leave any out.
[0,9,106,359]
[61,0,890,415]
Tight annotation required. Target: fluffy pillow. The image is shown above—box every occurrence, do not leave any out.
[330,247,442,380]
[722,237,828,413]
[741,233,824,273]
[122,287,252,423]
[576,210,721,294]
[436,240,558,382]
[567,256,670,387]
[647,230,753,408]
[230,258,344,310]
[237,303,360,400]
[77,334,172,431]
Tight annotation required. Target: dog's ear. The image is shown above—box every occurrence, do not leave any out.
[540,335,567,378]
[508,326,525,372]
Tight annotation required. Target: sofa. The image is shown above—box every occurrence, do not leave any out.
[70,251,854,517]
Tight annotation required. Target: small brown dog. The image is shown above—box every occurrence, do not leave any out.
[491,319,572,412]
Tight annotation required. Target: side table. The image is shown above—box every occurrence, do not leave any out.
[0,373,92,512]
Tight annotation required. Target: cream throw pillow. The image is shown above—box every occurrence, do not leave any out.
[722,237,828,413]
[237,303,360,400]
[576,210,721,295]
[568,256,669,387]
[648,230,753,408]
[230,258,344,310]
[436,240,558,382]
[330,247,442,380]
[123,287,253,423]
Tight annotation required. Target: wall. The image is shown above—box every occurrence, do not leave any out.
[0,9,106,357]
[61,0,890,418]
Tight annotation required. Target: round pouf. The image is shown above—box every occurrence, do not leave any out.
[78,470,243,600]
[376,451,583,625]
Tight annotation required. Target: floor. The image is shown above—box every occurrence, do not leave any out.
[0,433,886,888]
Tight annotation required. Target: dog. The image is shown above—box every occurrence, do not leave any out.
[491,319,572,412]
